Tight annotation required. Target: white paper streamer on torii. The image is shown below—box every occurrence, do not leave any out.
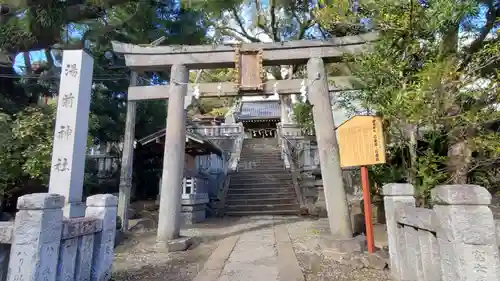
[184,83,198,109]
[300,79,308,102]
[217,83,222,97]
[193,84,200,99]
[287,106,294,121]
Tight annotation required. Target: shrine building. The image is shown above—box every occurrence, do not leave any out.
[233,100,280,138]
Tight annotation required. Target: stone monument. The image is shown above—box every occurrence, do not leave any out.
[48,50,94,218]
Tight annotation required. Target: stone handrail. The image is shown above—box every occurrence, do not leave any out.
[0,193,117,281]
[276,124,291,168]
[383,183,500,281]
[277,124,305,209]
[186,124,243,137]
[228,133,244,172]
[217,174,232,217]
[280,123,315,137]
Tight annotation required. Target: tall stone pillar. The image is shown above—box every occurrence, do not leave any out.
[117,72,138,231]
[157,64,188,243]
[49,50,94,218]
[307,57,352,239]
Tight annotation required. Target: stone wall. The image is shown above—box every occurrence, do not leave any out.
[0,193,117,281]
[383,183,500,281]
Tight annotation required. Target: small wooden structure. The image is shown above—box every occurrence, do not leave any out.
[136,129,224,224]
[138,128,223,157]
[112,32,378,242]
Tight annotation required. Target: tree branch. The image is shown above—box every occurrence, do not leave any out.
[230,6,261,43]
[269,0,279,41]
[218,25,260,43]
[460,2,500,69]
[292,9,313,40]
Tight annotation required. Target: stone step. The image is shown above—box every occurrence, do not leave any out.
[236,166,285,171]
[238,158,283,162]
[228,187,295,194]
[240,147,280,150]
[230,175,293,186]
[239,152,281,157]
[241,148,279,151]
[226,192,296,200]
[238,157,283,162]
[241,145,280,148]
[243,139,278,142]
[229,181,294,189]
[242,141,279,145]
[226,197,298,205]
[242,143,279,146]
[239,154,282,158]
[233,169,291,175]
[226,203,300,212]
[237,160,283,165]
[238,159,283,163]
[232,174,290,179]
[237,158,284,162]
[233,173,290,178]
[242,144,278,147]
[230,177,293,184]
[225,209,300,216]
[234,170,288,174]
[236,166,284,170]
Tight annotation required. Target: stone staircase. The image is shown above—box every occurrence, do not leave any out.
[225,138,301,216]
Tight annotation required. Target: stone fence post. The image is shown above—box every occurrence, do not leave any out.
[432,185,500,281]
[86,194,117,281]
[7,194,64,281]
[382,183,415,281]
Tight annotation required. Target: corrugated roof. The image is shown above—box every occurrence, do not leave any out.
[236,100,280,120]
[137,129,223,156]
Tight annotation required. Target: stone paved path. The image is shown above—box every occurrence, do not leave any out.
[193,216,304,281]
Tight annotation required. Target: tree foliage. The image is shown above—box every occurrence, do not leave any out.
[0,0,210,198]
[316,0,500,200]
[0,106,55,196]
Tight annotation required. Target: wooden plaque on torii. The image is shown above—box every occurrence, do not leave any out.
[234,47,264,92]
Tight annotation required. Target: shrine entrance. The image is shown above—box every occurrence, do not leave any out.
[111,32,376,244]
[245,122,277,138]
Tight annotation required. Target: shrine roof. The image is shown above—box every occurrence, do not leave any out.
[137,129,223,157]
[235,100,280,121]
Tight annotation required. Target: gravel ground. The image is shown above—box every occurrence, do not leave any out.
[111,231,216,281]
[286,218,392,281]
[111,217,243,281]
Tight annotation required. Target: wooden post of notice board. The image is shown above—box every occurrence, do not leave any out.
[336,116,386,253]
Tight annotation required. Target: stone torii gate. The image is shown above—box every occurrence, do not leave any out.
[111,33,377,246]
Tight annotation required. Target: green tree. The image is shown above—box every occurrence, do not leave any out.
[0,106,55,197]
[0,0,211,200]
[317,0,500,199]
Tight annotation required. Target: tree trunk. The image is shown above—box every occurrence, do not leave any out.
[404,124,418,185]
[447,136,473,184]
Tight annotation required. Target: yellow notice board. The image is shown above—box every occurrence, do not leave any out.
[337,116,386,168]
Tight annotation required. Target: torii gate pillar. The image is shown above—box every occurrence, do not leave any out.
[157,64,188,243]
[307,57,353,239]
